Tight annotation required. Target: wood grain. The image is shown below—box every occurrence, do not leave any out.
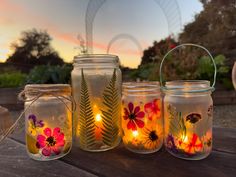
[7,127,236,177]
[0,138,97,177]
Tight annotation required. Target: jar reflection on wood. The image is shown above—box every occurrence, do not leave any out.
[122,82,163,154]
[163,81,213,160]
[24,84,72,161]
[71,54,122,152]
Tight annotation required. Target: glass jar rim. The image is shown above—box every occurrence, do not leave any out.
[162,80,214,94]
[24,84,71,97]
[73,54,119,65]
[122,81,160,95]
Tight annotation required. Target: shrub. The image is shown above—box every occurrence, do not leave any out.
[27,64,73,84]
[0,72,27,88]
[195,54,233,89]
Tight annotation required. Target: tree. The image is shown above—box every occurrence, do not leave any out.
[179,0,236,62]
[140,36,178,66]
[6,29,64,65]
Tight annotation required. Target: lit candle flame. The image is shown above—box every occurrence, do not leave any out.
[181,134,188,143]
[95,114,102,122]
[132,130,139,137]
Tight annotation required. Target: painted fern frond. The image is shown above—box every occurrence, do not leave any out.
[78,69,96,148]
[169,108,186,138]
[101,69,120,146]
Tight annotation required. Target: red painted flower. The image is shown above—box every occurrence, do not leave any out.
[185,133,203,154]
[144,99,161,120]
[37,127,65,156]
[123,102,145,130]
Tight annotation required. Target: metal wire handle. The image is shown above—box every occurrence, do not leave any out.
[159,43,217,88]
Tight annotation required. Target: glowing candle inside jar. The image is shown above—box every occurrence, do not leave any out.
[95,113,102,141]
[181,134,189,143]
[132,130,139,138]
[95,114,102,122]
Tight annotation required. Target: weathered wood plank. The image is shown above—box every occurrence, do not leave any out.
[61,144,236,177]
[0,138,97,177]
[213,127,236,154]
[9,127,236,177]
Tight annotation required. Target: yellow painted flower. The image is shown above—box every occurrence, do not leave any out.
[141,126,163,150]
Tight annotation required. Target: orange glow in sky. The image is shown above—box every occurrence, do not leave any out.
[0,0,202,68]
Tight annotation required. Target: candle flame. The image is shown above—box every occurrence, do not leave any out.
[132,130,139,137]
[95,114,102,122]
[181,134,188,143]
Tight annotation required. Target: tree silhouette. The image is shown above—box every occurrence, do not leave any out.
[179,0,236,62]
[140,36,178,66]
[6,29,64,65]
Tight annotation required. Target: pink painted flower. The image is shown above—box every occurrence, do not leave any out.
[123,102,145,130]
[36,127,65,156]
[144,99,161,120]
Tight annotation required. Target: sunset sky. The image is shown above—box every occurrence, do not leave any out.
[0,0,203,68]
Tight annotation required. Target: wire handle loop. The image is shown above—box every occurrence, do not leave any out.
[159,43,217,88]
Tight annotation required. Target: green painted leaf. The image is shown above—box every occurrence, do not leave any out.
[78,69,96,149]
[168,105,186,138]
[101,69,120,147]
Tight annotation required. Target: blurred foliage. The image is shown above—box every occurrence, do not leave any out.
[195,54,233,89]
[179,0,236,58]
[27,64,73,84]
[128,63,156,81]
[0,72,27,88]
[127,54,234,90]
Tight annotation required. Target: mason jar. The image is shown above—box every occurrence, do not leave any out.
[71,54,122,152]
[163,81,213,160]
[160,43,216,160]
[24,84,72,161]
[122,82,163,154]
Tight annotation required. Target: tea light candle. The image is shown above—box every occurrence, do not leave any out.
[95,113,103,141]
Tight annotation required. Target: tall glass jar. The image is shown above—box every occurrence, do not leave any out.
[71,54,122,152]
[24,84,72,161]
[160,43,216,160]
[122,82,163,154]
[163,81,213,160]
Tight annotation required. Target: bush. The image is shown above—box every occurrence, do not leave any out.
[128,54,234,90]
[195,55,233,89]
[27,64,73,84]
[0,72,27,88]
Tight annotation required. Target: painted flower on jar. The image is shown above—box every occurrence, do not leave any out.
[141,126,162,150]
[28,114,44,136]
[36,127,65,156]
[182,133,203,154]
[144,99,161,120]
[123,102,145,131]
[202,130,212,151]
[166,134,178,153]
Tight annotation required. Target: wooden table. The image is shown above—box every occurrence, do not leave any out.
[1,127,235,177]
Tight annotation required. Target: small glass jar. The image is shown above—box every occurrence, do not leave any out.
[71,54,122,152]
[122,82,163,154]
[163,81,213,160]
[160,43,216,160]
[24,84,72,161]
